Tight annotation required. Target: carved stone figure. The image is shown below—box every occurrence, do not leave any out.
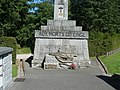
[49,51,76,63]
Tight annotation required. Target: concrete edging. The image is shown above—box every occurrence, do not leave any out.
[96,57,108,74]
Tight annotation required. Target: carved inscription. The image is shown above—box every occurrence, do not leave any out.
[35,30,88,39]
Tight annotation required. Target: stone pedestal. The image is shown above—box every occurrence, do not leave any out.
[33,20,91,69]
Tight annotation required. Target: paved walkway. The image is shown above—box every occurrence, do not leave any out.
[7,55,116,90]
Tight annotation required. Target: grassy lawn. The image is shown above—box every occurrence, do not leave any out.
[12,65,18,78]
[100,52,120,74]
[17,47,31,54]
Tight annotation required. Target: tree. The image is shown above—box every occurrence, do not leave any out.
[0,0,53,49]
[15,0,33,47]
[69,0,120,56]
[35,1,53,25]
[0,0,18,36]
[16,1,53,49]
[70,0,120,33]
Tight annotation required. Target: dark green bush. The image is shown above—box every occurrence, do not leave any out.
[88,32,120,57]
[0,36,17,64]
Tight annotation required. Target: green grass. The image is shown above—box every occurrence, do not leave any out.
[90,57,96,60]
[17,47,31,54]
[100,53,120,74]
[12,65,18,78]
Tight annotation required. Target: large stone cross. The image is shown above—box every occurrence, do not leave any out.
[54,0,68,20]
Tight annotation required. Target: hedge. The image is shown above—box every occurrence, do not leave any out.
[0,36,17,64]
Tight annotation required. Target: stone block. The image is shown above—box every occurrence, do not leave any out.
[47,20,76,26]
[44,54,60,69]
[44,64,59,69]
[54,0,68,20]
[76,26,82,31]
[45,54,59,63]
[79,60,91,67]
[41,26,47,30]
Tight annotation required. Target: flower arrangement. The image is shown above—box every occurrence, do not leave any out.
[69,63,77,69]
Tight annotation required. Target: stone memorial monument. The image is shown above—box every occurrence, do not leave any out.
[33,0,91,69]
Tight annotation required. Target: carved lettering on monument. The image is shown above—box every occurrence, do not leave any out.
[35,30,88,39]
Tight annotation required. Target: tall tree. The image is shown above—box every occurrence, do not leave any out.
[70,0,120,33]
[0,0,18,36]
[69,0,120,56]
[16,1,53,48]
[15,0,32,47]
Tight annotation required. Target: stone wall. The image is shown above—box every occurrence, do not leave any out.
[0,47,13,90]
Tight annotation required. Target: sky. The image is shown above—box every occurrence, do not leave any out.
[27,0,53,13]
[28,0,46,13]
[27,0,45,4]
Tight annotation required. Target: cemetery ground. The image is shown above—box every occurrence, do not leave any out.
[12,65,18,78]
[100,52,120,74]
[9,54,120,90]
[17,47,31,54]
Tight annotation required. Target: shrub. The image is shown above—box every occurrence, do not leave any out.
[0,36,17,64]
[89,32,113,56]
[89,32,120,57]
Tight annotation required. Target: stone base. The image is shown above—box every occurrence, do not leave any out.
[32,60,41,68]
[44,63,59,69]
[32,59,91,69]
[79,60,91,68]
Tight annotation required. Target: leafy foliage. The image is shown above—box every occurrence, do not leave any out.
[0,36,17,64]
[70,0,120,56]
[89,32,112,56]
[0,0,53,54]
[16,1,53,48]
[0,0,120,56]
[70,0,120,33]
[0,0,18,36]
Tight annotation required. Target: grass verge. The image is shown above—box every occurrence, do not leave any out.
[17,47,31,54]
[100,53,120,74]
[12,64,18,78]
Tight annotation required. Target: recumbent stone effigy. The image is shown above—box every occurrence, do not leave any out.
[33,0,91,69]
